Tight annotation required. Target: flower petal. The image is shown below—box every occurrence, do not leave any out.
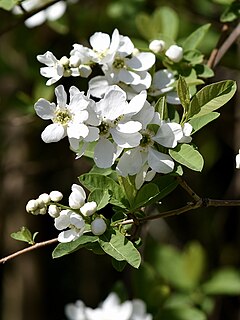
[148,148,175,173]
[41,123,65,143]
[34,99,56,120]
[94,139,116,168]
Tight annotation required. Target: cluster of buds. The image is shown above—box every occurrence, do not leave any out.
[26,185,107,242]
[149,39,183,63]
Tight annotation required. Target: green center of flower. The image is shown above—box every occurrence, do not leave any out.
[99,122,110,136]
[113,57,125,69]
[140,130,154,148]
[54,109,71,125]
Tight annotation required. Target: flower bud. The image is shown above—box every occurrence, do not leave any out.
[26,199,38,213]
[165,45,183,62]
[80,201,97,216]
[236,150,240,169]
[48,204,60,218]
[39,207,47,215]
[149,39,165,53]
[91,218,107,236]
[50,191,63,202]
[59,56,69,66]
[69,55,81,67]
[38,193,51,205]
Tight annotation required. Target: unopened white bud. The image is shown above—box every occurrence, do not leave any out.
[80,201,97,216]
[26,199,39,213]
[38,193,50,205]
[165,45,183,63]
[39,207,47,215]
[69,55,81,67]
[50,191,63,202]
[91,218,107,236]
[149,39,165,53]
[48,205,60,218]
[59,56,69,66]
[236,150,240,169]
[132,48,140,56]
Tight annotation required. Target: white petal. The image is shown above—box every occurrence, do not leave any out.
[34,99,56,119]
[148,148,175,173]
[46,1,66,21]
[58,229,79,243]
[88,76,111,98]
[126,90,147,115]
[153,122,183,148]
[116,149,143,177]
[37,51,57,66]
[166,91,181,105]
[127,52,155,71]
[90,32,111,52]
[111,130,141,148]
[41,123,65,143]
[54,210,71,230]
[25,11,46,28]
[70,213,85,229]
[116,121,142,134]
[118,35,134,56]
[94,139,116,168]
[67,123,89,139]
[84,127,99,142]
[118,69,140,85]
[55,85,67,107]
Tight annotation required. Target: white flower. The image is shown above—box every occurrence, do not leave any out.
[80,202,97,216]
[236,149,240,169]
[153,121,183,148]
[34,85,93,143]
[37,51,65,85]
[69,44,95,78]
[12,0,68,28]
[65,300,87,320]
[165,44,183,63]
[93,85,146,168]
[85,293,133,320]
[69,184,86,209]
[54,210,85,243]
[91,218,107,235]
[149,39,165,53]
[49,190,63,202]
[130,299,152,320]
[149,69,180,105]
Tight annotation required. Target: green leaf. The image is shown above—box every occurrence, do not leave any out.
[99,229,141,268]
[155,96,168,121]
[11,227,36,245]
[220,2,240,22]
[182,24,211,51]
[89,165,113,176]
[189,80,237,120]
[194,64,214,79]
[153,175,179,199]
[189,112,220,133]
[0,0,18,10]
[135,13,156,40]
[153,7,179,40]
[183,50,204,65]
[88,189,110,210]
[160,307,207,320]
[118,176,137,208]
[177,76,190,113]
[52,235,98,258]
[132,183,160,210]
[169,144,204,171]
[79,173,127,208]
[202,268,240,295]
[182,242,206,288]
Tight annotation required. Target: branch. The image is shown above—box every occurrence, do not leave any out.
[0,0,63,36]
[0,238,58,264]
[207,22,240,69]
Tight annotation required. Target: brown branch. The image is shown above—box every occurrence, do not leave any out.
[176,176,201,202]
[0,0,63,36]
[0,238,58,264]
[207,22,240,69]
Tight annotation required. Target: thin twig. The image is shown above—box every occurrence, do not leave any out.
[0,238,58,264]
[176,176,201,202]
[0,0,62,36]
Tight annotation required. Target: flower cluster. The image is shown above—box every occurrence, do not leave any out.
[26,184,107,242]
[65,292,152,320]
[34,29,194,189]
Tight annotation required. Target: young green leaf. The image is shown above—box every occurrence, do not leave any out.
[159,307,207,320]
[155,96,168,120]
[0,0,18,10]
[169,144,204,172]
[189,80,237,120]
[88,188,110,210]
[98,229,141,268]
[132,183,160,210]
[189,112,220,133]
[11,227,36,245]
[118,176,137,208]
[52,234,98,258]
[182,24,211,51]
[177,76,190,113]
[153,6,179,40]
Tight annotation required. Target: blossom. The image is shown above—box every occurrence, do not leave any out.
[34,85,94,143]
[92,85,147,168]
[148,69,180,104]
[64,293,152,320]
[54,209,85,243]
[12,0,68,28]
[69,184,86,209]
[149,39,165,53]
[165,44,183,63]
